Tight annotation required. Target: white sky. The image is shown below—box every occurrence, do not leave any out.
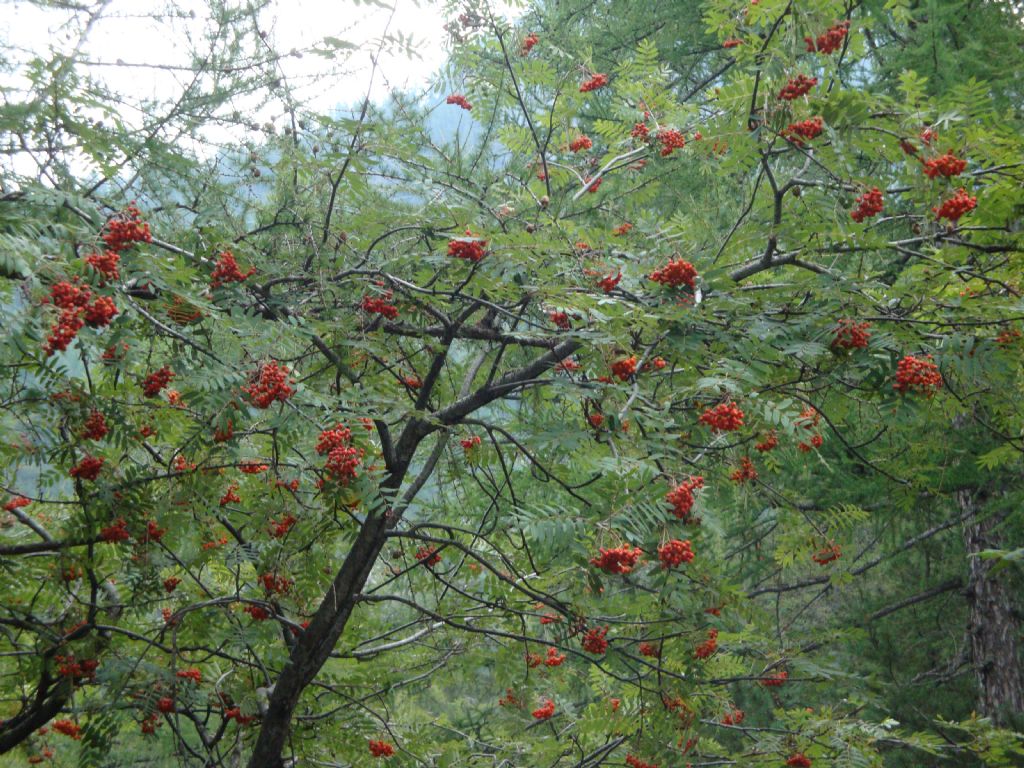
[1,0,520,149]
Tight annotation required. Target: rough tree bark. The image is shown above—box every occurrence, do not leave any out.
[958,486,1024,725]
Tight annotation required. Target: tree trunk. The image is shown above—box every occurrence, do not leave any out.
[958,487,1024,724]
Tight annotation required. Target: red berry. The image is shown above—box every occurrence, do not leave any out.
[649,259,698,289]
[658,539,695,569]
[243,361,294,408]
[590,544,643,574]
[446,94,472,110]
[893,354,942,395]
[699,401,744,432]
[804,20,850,54]
[850,187,883,222]
[778,74,817,100]
[210,250,256,289]
[70,455,105,481]
[568,135,593,152]
[933,188,977,222]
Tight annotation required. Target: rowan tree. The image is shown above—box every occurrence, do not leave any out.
[1,1,1022,767]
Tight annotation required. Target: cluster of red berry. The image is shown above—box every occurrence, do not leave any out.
[797,433,824,453]
[730,456,758,483]
[933,187,977,222]
[528,647,566,668]
[322,440,364,485]
[779,74,818,100]
[85,250,120,281]
[546,647,566,666]
[260,572,292,594]
[142,366,175,398]
[813,543,842,565]
[631,122,649,139]
[795,406,824,452]
[590,544,643,574]
[56,655,98,682]
[611,356,638,381]
[3,496,30,512]
[210,250,256,289]
[850,187,883,222]
[783,116,823,145]
[43,281,118,355]
[102,203,152,252]
[532,698,556,720]
[760,670,788,687]
[699,401,744,432]
[625,754,657,768]
[243,361,294,408]
[84,296,118,327]
[638,642,660,658]
[81,410,109,441]
[657,128,686,156]
[723,38,743,48]
[244,604,271,621]
[102,342,129,362]
[787,754,812,768]
[369,739,395,758]
[176,668,202,683]
[649,258,698,289]
[70,455,105,482]
[581,625,609,654]
[832,319,871,349]
[922,151,966,179]
[225,707,256,725]
[894,354,942,395]
[446,94,472,110]
[269,514,297,538]
[569,134,592,152]
[721,707,745,725]
[415,546,442,567]
[520,32,539,55]
[549,310,571,329]
[498,688,521,707]
[51,720,81,740]
[140,713,161,735]
[665,476,704,521]
[583,175,603,193]
[579,73,609,92]
[78,203,147,285]
[593,270,620,293]
[805,20,850,54]
[657,538,694,569]
[694,628,719,659]
[163,576,181,593]
[172,454,196,472]
[995,328,1021,345]
[755,430,779,452]
[213,477,243,502]
[447,236,488,261]
[142,519,166,543]
[99,517,129,542]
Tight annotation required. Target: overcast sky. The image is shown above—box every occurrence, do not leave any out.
[1,0,519,120]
